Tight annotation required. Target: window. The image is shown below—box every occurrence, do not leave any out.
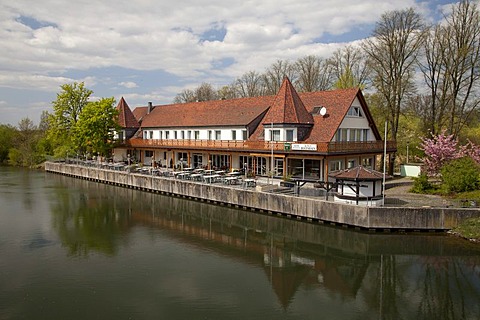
[208,130,212,140]
[363,129,368,141]
[159,131,163,139]
[347,106,363,117]
[215,130,221,140]
[329,160,342,171]
[362,157,373,168]
[335,128,369,142]
[271,130,280,141]
[145,150,154,157]
[187,131,192,139]
[174,131,178,139]
[181,131,185,139]
[347,159,356,168]
[177,152,187,161]
[165,131,170,139]
[286,129,294,142]
[232,130,237,140]
[242,130,248,140]
[194,131,200,140]
[118,131,124,141]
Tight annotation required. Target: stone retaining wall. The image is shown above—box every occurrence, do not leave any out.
[45,162,480,231]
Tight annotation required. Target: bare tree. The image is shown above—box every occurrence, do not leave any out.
[195,83,217,101]
[441,0,480,137]
[262,60,296,95]
[417,25,451,135]
[234,71,266,97]
[294,55,333,92]
[329,45,370,89]
[363,8,426,173]
[217,84,238,100]
[173,89,196,103]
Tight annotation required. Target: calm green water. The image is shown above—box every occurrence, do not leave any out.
[1,167,480,320]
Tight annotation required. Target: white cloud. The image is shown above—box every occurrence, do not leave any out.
[0,0,457,124]
[119,81,138,89]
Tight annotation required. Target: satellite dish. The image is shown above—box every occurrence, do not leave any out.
[319,106,327,116]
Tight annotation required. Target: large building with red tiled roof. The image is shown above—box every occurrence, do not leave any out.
[113,77,396,181]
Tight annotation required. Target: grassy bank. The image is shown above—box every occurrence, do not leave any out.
[450,218,480,243]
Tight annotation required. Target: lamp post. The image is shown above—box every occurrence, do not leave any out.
[244,162,247,180]
[406,141,409,164]
[270,122,274,184]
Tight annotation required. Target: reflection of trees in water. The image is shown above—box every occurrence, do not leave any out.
[48,174,480,317]
[417,256,480,320]
[51,179,134,257]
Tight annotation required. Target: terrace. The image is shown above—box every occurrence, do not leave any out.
[124,138,396,155]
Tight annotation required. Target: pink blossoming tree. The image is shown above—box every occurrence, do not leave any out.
[419,131,466,176]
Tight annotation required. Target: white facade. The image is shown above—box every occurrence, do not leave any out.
[333,98,374,142]
[142,127,248,141]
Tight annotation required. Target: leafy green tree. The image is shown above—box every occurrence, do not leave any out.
[73,97,120,157]
[0,124,16,163]
[441,157,480,193]
[8,118,44,167]
[333,67,363,89]
[47,82,93,157]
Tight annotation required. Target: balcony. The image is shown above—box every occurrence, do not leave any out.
[123,138,396,155]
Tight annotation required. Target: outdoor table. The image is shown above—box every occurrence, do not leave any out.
[203,174,221,183]
[224,176,240,185]
[243,179,256,187]
[190,173,203,181]
[176,172,190,179]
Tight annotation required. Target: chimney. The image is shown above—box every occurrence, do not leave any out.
[147,102,153,114]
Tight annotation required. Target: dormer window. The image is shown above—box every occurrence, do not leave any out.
[347,106,363,117]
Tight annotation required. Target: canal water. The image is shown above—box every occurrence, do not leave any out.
[1,167,480,320]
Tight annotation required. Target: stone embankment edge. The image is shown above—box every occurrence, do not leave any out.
[45,162,480,231]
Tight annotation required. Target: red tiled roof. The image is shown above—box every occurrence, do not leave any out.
[128,86,380,143]
[328,166,391,181]
[132,106,148,123]
[116,97,140,129]
[139,96,271,128]
[261,77,313,125]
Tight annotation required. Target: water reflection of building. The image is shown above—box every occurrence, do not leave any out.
[130,198,371,308]
[51,174,480,317]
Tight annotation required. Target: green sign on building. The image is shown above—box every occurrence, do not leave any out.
[284,143,291,152]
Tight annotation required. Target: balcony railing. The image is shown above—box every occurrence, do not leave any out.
[124,138,396,154]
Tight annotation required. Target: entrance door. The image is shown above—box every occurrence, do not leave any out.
[193,154,203,168]
[256,157,267,176]
[275,158,284,177]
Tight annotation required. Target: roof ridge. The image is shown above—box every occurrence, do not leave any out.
[116,97,140,129]
[262,77,313,125]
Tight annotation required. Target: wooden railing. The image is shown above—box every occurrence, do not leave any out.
[124,138,396,154]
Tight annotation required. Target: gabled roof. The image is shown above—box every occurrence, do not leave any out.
[261,77,313,125]
[299,88,381,142]
[328,166,391,181]
[127,86,381,143]
[140,96,271,128]
[116,97,140,129]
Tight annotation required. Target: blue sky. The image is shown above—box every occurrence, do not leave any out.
[0,0,463,125]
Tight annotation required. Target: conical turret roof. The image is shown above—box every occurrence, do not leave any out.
[261,77,313,125]
[116,97,140,129]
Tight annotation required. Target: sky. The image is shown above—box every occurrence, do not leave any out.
[0,0,463,126]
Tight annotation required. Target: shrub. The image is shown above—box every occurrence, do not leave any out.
[441,157,480,193]
[410,173,433,193]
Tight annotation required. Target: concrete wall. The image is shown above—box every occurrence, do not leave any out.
[45,162,480,231]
